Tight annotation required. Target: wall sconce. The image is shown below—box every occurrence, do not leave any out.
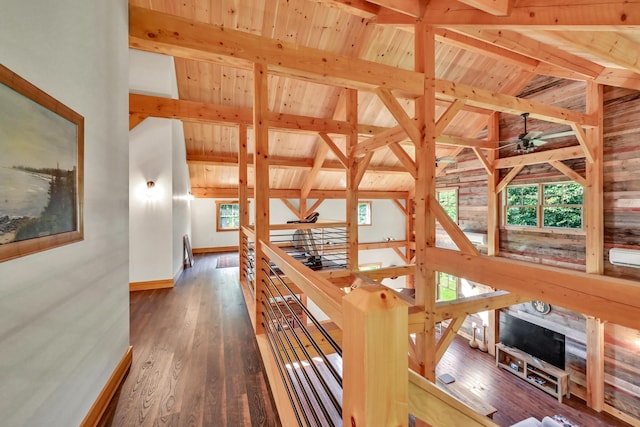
[146,180,159,199]
[187,191,195,201]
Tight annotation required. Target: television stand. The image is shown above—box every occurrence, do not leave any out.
[496,343,570,403]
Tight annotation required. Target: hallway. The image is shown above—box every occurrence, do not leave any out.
[104,253,280,426]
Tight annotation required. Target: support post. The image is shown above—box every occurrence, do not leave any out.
[486,112,500,355]
[253,62,270,334]
[343,285,409,427]
[346,88,359,270]
[238,124,249,289]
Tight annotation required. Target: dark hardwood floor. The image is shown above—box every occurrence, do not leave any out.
[102,252,631,427]
[103,253,280,426]
[438,335,631,427]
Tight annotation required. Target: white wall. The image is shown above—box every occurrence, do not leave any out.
[172,120,191,277]
[0,1,129,425]
[129,50,190,283]
[129,119,174,282]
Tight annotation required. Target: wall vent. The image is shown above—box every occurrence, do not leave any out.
[609,248,640,268]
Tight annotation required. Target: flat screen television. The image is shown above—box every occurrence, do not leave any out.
[499,312,565,369]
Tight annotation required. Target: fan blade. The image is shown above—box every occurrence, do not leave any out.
[496,142,518,150]
[532,139,549,147]
[523,131,543,140]
[436,156,457,163]
[536,130,576,141]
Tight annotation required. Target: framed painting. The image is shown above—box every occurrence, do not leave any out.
[0,65,84,262]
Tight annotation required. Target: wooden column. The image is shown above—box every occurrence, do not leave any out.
[346,88,359,270]
[406,195,415,288]
[486,112,500,356]
[414,21,438,381]
[238,124,249,289]
[342,285,409,426]
[253,62,270,334]
[585,81,605,411]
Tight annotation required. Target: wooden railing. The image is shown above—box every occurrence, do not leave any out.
[242,237,495,426]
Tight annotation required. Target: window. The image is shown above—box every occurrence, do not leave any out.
[216,200,240,231]
[504,182,583,230]
[437,272,458,301]
[437,188,458,222]
[358,201,372,225]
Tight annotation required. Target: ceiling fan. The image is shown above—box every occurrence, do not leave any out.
[435,156,457,167]
[499,113,575,154]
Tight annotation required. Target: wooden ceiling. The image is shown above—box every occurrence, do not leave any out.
[128,0,640,196]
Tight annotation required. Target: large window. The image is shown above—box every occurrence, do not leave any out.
[216,200,240,231]
[358,201,372,225]
[505,182,583,230]
[437,272,458,301]
[437,188,458,222]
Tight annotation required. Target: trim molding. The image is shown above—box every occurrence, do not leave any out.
[604,403,640,427]
[81,346,133,427]
[129,278,173,292]
[192,245,238,254]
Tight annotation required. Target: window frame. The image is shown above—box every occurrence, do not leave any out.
[357,200,372,226]
[436,187,459,224]
[436,271,459,302]
[503,182,584,233]
[216,200,241,232]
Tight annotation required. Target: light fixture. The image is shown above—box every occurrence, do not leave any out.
[187,191,195,201]
[145,180,159,199]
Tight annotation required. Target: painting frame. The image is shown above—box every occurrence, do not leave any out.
[0,64,84,262]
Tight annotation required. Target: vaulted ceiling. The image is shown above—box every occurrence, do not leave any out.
[128,0,640,196]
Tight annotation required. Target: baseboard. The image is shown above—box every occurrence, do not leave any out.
[129,278,174,292]
[81,346,133,427]
[192,245,238,254]
[604,403,640,426]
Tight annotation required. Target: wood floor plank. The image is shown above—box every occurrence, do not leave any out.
[106,254,281,427]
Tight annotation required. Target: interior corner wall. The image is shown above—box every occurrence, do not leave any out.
[0,1,129,425]
[172,120,191,278]
[129,118,174,283]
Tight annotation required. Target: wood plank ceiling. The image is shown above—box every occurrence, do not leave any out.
[128,0,640,196]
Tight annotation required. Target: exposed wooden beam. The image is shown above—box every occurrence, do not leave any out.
[129,93,354,135]
[192,188,410,199]
[431,196,480,256]
[425,247,640,331]
[280,198,301,218]
[432,290,527,322]
[316,0,381,19]
[368,0,427,17]
[388,143,418,179]
[420,0,640,28]
[352,125,407,157]
[435,99,466,137]
[306,198,325,217]
[129,113,147,130]
[549,161,587,186]
[355,152,374,188]
[456,0,511,16]
[436,135,495,150]
[495,165,524,193]
[472,147,493,175]
[596,68,640,91]
[457,29,603,79]
[393,199,408,216]
[376,87,422,145]
[435,79,598,127]
[358,264,416,281]
[493,146,586,169]
[301,143,329,199]
[319,133,348,168]
[129,5,424,97]
[435,317,466,363]
[571,123,595,163]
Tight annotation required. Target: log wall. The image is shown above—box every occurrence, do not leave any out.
[436,77,640,421]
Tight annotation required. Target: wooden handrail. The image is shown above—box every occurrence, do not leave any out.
[261,241,345,327]
[241,225,255,240]
[408,370,498,427]
[269,221,347,231]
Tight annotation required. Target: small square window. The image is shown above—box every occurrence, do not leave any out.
[358,201,372,225]
[216,200,240,231]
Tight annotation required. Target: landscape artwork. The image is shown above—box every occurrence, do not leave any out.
[0,65,83,262]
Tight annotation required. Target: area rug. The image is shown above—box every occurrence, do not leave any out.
[552,415,580,427]
[217,253,239,268]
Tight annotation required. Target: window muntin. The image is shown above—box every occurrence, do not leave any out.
[216,201,240,231]
[358,201,372,225]
[437,272,458,301]
[437,188,458,223]
[504,182,583,230]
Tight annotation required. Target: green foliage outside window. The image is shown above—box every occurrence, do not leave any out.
[437,272,457,301]
[358,201,371,225]
[505,183,583,230]
[437,189,458,222]
[219,203,240,230]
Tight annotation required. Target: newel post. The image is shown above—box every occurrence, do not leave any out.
[342,284,409,426]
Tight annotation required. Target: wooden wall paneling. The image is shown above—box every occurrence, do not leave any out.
[253,62,269,334]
